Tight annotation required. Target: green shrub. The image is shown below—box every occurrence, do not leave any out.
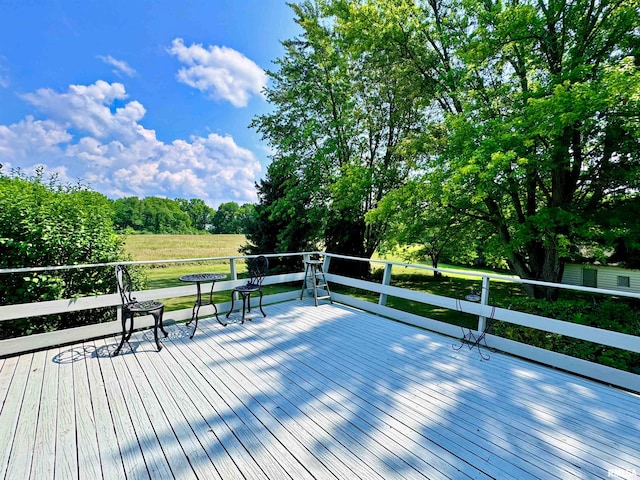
[493,297,640,373]
[0,168,129,338]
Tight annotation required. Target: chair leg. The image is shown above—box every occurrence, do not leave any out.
[113,313,131,356]
[125,315,135,341]
[241,293,248,323]
[258,291,266,317]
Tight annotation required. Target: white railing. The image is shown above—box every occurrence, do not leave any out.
[1,252,639,393]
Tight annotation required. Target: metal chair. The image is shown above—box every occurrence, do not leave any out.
[452,290,496,360]
[113,264,167,356]
[226,256,268,323]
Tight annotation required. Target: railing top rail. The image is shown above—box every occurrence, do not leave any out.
[0,251,316,275]
[322,252,640,300]
[2,249,638,300]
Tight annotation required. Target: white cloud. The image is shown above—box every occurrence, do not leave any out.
[168,38,267,107]
[2,81,260,207]
[0,116,71,159]
[97,55,137,77]
[22,80,150,143]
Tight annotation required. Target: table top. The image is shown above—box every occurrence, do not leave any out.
[178,273,227,283]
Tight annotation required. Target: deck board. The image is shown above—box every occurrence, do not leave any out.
[30,348,57,480]
[85,340,127,480]
[0,353,32,479]
[0,356,16,412]
[206,315,430,480]
[186,324,383,480]
[75,347,103,480]
[5,351,44,480]
[1,299,639,479]
[289,305,611,478]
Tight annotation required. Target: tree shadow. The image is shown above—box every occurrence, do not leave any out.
[48,300,640,479]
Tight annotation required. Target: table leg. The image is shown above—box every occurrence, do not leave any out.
[189,282,203,339]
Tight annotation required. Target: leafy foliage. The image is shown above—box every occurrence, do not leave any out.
[210,202,255,234]
[242,159,321,270]
[113,196,254,235]
[176,198,215,231]
[113,196,194,233]
[366,179,490,274]
[0,167,129,337]
[250,0,424,276]
[492,297,640,373]
[320,0,640,296]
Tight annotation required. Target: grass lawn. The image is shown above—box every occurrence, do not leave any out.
[333,271,529,329]
[363,252,528,328]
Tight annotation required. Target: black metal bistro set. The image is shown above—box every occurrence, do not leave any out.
[113,256,270,356]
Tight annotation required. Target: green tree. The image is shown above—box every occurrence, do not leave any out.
[243,160,322,270]
[367,180,481,276]
[140,197,193,233]
[113,196,194,233]
[251,0,423,276]
[210,202,254,234]
[236,203,256,234]
[177,198,215,231]
[0,167,128,336]
[335,0,640,297]
[113,196,144,231]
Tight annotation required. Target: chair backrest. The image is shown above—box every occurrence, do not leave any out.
[115,264,135,305]
[247,256,269,287]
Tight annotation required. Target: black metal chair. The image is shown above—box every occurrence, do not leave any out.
[226,256,268,323]
[113,264,167,356]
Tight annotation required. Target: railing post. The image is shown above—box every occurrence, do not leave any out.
[379,263,393,306]
[322,254,331,273]
[229,258,237,280]
[230,258,238,301]
[477,276,490,332]
[115,265,123,327]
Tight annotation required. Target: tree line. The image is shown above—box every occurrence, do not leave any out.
[112,196,254,234]
[245,0,640,298]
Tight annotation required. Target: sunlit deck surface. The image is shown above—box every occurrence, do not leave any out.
[1,299,639,479]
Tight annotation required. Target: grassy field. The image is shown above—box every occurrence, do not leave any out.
[123,234,247,261]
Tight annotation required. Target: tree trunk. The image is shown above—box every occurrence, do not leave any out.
[507,240,565,300]
[324,217,372,279]
[430,254,442,278]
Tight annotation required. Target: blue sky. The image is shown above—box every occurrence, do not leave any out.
[0,0,300,208]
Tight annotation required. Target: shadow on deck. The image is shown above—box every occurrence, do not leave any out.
[1,299,639,479]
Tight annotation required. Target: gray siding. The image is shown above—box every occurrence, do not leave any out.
[562,263,640,294]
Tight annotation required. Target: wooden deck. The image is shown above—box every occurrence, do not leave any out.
[1,299,639,480]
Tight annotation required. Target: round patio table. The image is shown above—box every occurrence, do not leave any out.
[179,273,227,338]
